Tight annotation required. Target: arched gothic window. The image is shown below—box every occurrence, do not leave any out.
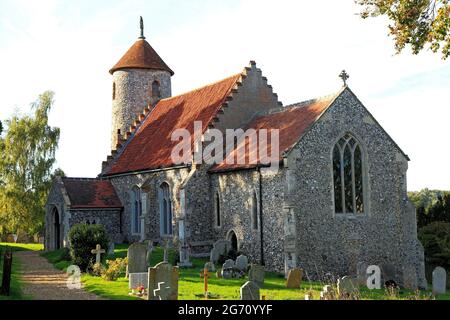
[333,133,365,214]
[152,80,161,98]
[214,192,221,227]
[251,192,258,230]
[159,182,173,235]
[132,186,142,234]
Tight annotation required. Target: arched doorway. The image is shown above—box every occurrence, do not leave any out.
[53,208,61,250]
[227,230,238,251]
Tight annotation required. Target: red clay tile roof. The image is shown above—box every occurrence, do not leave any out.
[62,178,122,209]
[109,39,174,75]
[104,73,242,175]
[210,96,336,172]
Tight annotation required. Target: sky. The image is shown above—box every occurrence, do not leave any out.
[0,0,449,191]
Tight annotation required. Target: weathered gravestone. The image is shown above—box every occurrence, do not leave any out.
[91,244,105,264]
[240,281,260,300]
[204,261,215,272]
[148,262,179,300]
[402,265,418,290]
[432,267,447,295]
[380,263,398,287]
[248,264,265,287]
[108,242,115,255]
[222,259,235,270]
[210,240,232,264]
[286,268,303,289]
[0,250,13,296]
[127,242,150,277]
[337,276,359,298]
[129,272,149,289]
[236,255,248,271]
[356,261,368,285]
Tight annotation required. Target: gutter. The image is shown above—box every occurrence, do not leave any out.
[100,164,191,179]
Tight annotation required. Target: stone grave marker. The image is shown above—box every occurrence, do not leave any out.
[91,244,105,264]
[204,261,215,272]
[248,264,265,287]
[127,242,149,277]
[210,240,232,264]
[286,268,303,288]
[380,263,397,286]
[356,261,368,285]
[236,255,248,271]
[222,259,235,270]
[432,267,447,295]
[337,276,359,298]
[240,281,260,300]
[108,242,115,255]
[148,262,179,300]
[129,272,149,289]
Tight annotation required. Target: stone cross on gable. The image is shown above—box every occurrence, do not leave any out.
[339,70,350,86]
[91,244,105,264]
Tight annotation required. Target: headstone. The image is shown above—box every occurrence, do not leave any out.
[0,250,13,296]
[146,241,153,263]
[129,272,149,289]
[210,240,232,264]
[356,261,368,285]
[236,255,249,271]
[91,244,105,264]
[204,262,215,272]
[286,268,303,288]
[402,265,418,290]
[240,281,260,300]
[148,262,179,300]
[337,276,359,298]
[221,268,233,279]
[248,264,265,286]
[127,242,149,276]
[432,267,447,295]
[222,259,235,270]
[108,243,115,255]
[179,243,193,267]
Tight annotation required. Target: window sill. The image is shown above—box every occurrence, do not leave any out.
[334,213,366,219]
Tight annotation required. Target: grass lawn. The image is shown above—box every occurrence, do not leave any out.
[0,242,43,300]
[42,243,450,301]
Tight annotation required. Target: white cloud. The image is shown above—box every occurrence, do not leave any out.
[1,0,449,190]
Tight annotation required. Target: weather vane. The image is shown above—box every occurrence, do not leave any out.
[139,16,145,39]
[339,70,349,86]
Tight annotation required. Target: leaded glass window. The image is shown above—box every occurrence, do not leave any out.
[332,133,365,214]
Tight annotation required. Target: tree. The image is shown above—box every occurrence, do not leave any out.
[357,0,450,59]
[0,91,60,237]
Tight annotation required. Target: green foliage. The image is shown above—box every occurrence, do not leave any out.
[68,224,109,271]
[0,91,60,238]
[101,258,128,281]
[357,0,450,59]
[418,221,450,269]
[409,189,450,228]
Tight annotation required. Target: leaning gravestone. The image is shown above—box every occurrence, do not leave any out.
[236,255,249,271]
[240,281,260,300]
[148,262,179,300]
[432,267,447,295]
[129,272,148,289]
[210,240,232,264]
[248,264,265,287]
[127,242,150,277]
[337,276,359,298]
[286,268,303,288]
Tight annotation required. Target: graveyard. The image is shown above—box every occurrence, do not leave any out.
[1,241,449,301]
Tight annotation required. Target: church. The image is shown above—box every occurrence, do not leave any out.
[45,19,426,287]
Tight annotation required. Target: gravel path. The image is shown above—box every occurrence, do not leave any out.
[15,251,104,300]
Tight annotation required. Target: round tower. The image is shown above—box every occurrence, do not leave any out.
[109,17,174,149]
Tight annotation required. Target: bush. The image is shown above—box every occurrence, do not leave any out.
[101,257,128,281]
[68,224,109,271]
[418,221,450,270]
